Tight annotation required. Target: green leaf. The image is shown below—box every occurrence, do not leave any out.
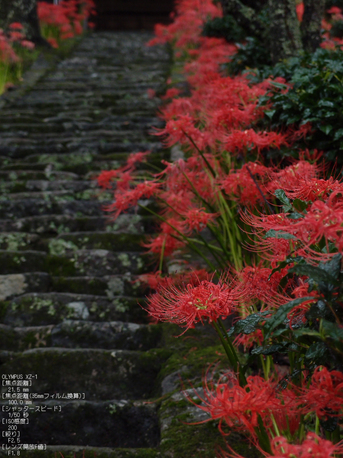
[274,189,290,206]
[334,128,343,140]
[269,256,303,278]
[319,254,342,281]
[321,319,343,342]
[265,229,297,240]
[305,342,328,362]
[289,264,338,285]
[287,212,305,219]
[319,124,333,135]
[306,300,331,320]
[265,110,276,119]
[269,81,289,90]
[263,297,314,339]
[292,198,309,212]
[293,328,322,338]
[251,344,285,355]
[318,100,335,108]
[228,313,267,336]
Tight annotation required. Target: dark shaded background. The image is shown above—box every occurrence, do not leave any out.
[93,0,175,30]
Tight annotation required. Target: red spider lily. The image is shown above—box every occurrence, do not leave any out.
[279,177,343,202]
[38,0,95,47]
[224,129,288,156]
[143,232,185,257]
[147,0,222,49]
[105,180,161,219]
[296,2,304,22]
[218,432,343,458]
[237,265,290,310]
[181,207,218,232]
[233,329,264,351]
[187,371,289,436]
[136,268,209,290]
[161,87,181,100]
[220,162,271,207]
[242,190,343,260]
[0,32,20,64]
[97,170,121,189]
[301,366,343,419]
[145,273,240,331]
[9,23,24,30]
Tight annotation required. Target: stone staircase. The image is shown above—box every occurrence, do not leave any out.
[0,32,171,458]
[0,31,253,458]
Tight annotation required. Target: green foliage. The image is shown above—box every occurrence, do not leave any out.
[230,252,343,378]
[202,15,246,43]
[259,47,343,162]
[330,19,343,38]
[227,37,272,75]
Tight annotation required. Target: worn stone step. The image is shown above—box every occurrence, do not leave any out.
[0,273,51,302]
[0,319,161,351]
[0,199,106,219]
[0,347,169,400]
[0,214,155,235]
[0,140,161,159]
[0,231,147,254]
[1,291,148,326]
[22,150,165,166]
[52,232,146,253]
[0,249,148,276]
[0,251,47,274]
[0,180,94,193]
[0,170,79,181]
[46,250,148,277]
[0,233,41,251]
[0,446,160,458]
[2,190,107,202]
[0,400,160,448]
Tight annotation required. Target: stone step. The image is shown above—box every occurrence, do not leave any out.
[0,347,168,400]
[0,233,41,251]
[1,159,156,176]
[0,108,159,122]
[0,273,51,302]
[0,249,149,276]
[0,319,161,352]
[0,170,79,181]
[0,121,161,137]
[52,232,146,253]
[0,251,47,275]
[0,400,160,448]
[2,190,108,202]
[0,231,148,253]
[0,140,161,159]
[0,214,155,235]
[0,199,106,219]
[47,250,149,277]
[0,446,160,458]
[1,291,148,327]
[1,180,94,193]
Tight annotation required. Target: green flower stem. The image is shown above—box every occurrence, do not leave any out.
[215,318,247,386]
[182,132,216,177]
[138,203,218,271]
[255,415,272,454]
[179,170,233,259]
[150,196,227,268]
[159,238,166,273]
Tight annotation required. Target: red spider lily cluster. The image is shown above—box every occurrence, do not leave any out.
[0,23,35,65]
[38,0,96,48]
[97,0,343,456]
[0,23,35,94]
